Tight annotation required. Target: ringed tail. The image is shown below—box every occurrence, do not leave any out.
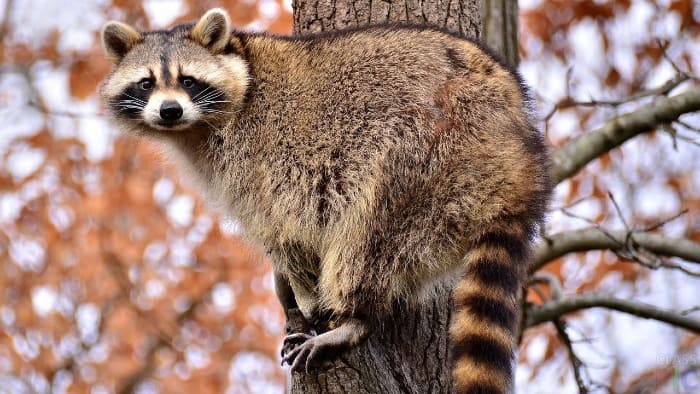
[450,221,530,394]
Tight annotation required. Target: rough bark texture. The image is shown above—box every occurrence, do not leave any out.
[480,0,518,66]
[287,283,456,393]
[290,1,481,393]
[293,0,481,39]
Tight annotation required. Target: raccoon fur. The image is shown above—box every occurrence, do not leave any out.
[100,8,550,394]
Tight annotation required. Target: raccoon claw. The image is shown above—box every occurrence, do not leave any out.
[281,319,370,372]
[281,333,323,373]
[280,332,313,361]
[280,308,317,360]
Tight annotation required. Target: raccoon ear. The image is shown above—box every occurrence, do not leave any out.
[191,8,231,54]
[101,21,142,65]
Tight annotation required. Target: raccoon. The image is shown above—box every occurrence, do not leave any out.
[101,8,550,393]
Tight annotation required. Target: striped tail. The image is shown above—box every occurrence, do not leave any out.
[450,223,529,394]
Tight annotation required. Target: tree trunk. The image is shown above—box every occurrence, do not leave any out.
[480,0,519,66]
[293,0,480,38]
[287,282,457,393]
[289,1,508,393]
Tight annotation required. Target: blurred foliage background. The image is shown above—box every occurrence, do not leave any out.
[0,0,699,393]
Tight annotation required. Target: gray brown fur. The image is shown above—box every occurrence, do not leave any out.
[101,8,550,393]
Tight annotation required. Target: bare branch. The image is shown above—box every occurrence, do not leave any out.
[553,319,590,394]
[657,39,685,76]
[531,228,700,273]
[527,294,700,333]
[528,272,563,300]
[549,89,700,185]
[607,192,630,232]
[682,306,700,316]
[678,119,700,133]
[548,195,596,213]
[673,132,700,147]
[541,73,689,122]
[660,260,700,277]
[638,209,689,232]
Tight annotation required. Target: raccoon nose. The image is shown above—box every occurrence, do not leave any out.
[160,101,183,121]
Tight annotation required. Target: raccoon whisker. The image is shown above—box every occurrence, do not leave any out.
[115,103,145,109]
[198,105,231,111]
[194,92,220,103]
[117,102,145,108]
[116,102,145,109]
[195,90,224,102]
[191,87,211,99]
[121,94,148,104]
[202,109,235,115]
[196,104,231,112]
[198,105,230,111]
[115,104,145,110]
[199,100,233,104]
[191,86,214,101]
[122,94,146,103]
[197,88,222,98]
[195,97,224,106]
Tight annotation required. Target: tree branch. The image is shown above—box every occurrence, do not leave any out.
[530,228,700,273]
[549,89,700,185]
[542,73,690,121]
[526,294,700,333]
[552,319,590,394]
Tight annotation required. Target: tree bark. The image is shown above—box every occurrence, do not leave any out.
[290,1,482,393]
[480,0,518,66]
[287,283,456,393]
[293,0,481,38]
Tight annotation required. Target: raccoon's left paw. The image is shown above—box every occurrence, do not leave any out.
[281,332,333,373]
[280,308,313,360]
[281,318,369,373]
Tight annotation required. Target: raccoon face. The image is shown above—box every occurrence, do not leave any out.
[100,9,248,132]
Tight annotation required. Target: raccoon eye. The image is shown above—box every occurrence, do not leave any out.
[181,77,195,89]
[139,79,154,91]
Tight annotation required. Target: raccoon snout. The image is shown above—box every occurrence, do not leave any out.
[160,101,183,121]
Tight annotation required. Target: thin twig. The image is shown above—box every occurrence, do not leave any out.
[637,209,689,233]
[528,272,563,300]
[553,319,590,394]
[607,192,630,233]
[677,119,700,133]
[558,209,624,249]
[681,306,700,316]
[541,73,690,122]
[548,195,594,213]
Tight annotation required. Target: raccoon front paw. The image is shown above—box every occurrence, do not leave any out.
[281,332,328,373]
[280,308,313,359]
[281,318,370,373]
